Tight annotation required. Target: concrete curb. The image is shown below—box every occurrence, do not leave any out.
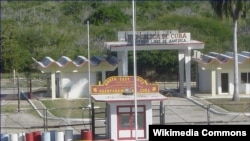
[187,96,250,117]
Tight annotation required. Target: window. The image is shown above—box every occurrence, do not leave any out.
[241,72,250,83]
[132,113,145,128]
[117,106,145,130]
[119,114,130,128]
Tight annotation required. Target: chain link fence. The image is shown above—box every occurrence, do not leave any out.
[2,99,250,133]
[152,101,250,125]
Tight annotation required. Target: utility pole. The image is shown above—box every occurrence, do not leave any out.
[17,76,20,112]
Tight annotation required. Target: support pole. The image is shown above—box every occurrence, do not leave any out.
[17,76,20,112]
[29,79,32,99]
[185,47,192,97]
[207,104,211,125]
[178,50,185,95]
[91,102,95,140]
[160,101,165,124]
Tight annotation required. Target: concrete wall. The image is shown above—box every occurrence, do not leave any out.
[60,72,97,98]
[198,67,211,93]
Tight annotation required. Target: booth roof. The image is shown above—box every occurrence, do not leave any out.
[91,93,167,102]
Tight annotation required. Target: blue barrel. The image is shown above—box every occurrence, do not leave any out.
[64,129,73,141]
[42,132,51,141]
[1,133,9,141]
[50,131,56,141]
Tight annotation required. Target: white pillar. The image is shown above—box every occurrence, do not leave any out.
[51,73,56,99]
[178,50,185,95]
[117,50,128,76]
[47,73,51,97]
[185,47,191,97]
[102,71,106,83]
[211,69,216,96]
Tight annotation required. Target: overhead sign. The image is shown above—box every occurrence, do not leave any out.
[118,30,191,45]
[91,76,159,94]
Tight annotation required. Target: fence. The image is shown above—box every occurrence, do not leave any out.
[2,99,250,132]
[1,76,47,89]
[152,102,250,125]
[1,99,106,140]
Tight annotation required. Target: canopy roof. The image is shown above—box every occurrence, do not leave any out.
[105,40,205,51]
[192,51,250,65]
[33,55,119,73]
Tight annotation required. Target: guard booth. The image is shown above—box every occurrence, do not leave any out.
[91,76,167,141]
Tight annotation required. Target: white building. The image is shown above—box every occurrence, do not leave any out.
[33,55,119,99]
[192,50,250,96]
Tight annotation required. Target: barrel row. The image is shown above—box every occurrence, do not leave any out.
[1,129,92,141]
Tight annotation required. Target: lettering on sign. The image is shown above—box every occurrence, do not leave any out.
[118,30,191,45]
[91,76,159,94]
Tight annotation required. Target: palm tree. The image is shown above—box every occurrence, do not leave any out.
[210,0,249,101]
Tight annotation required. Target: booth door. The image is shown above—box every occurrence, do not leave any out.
[117,105,146,140]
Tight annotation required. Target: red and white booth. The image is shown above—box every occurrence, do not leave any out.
[91,76,167,140]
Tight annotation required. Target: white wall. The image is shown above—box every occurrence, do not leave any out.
[198,67,211,93]
[60,72,96,98]
[228,71,234,95]
[239,66,250,95]
[245,84,250,94]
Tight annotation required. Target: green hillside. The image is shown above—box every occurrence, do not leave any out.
[1,1,250,80]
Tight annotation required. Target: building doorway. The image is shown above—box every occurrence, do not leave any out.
[55,73,60,98]
[221,73,229,93]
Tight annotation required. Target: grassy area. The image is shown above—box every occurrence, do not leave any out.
[0,99,105,118]
[1,102,41,118]
[206,98,250,113]
[1,98,249,118]
[39,98,250,118]
[41,99,106,118]
[1,105,22,113]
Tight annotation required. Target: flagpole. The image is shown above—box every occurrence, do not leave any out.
[87,21,91,108]
[132,0,138,140]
